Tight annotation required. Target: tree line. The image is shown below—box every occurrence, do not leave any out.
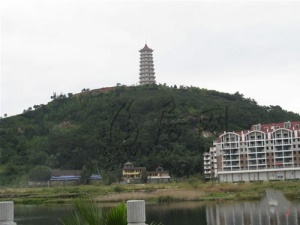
[1,84,299,186]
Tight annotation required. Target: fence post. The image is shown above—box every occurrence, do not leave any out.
[126,200,147,225]
[0,201,17,225]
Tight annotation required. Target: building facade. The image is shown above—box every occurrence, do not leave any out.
[204,141,221,179]
[122,162,171,183]
[122,161,146,183]
[139,44,156,85]
[147,166,171,183]
[205,121,300,182]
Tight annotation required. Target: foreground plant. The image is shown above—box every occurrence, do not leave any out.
[104,202,126,225]
[59,198,164,225]
[59,198,103,225]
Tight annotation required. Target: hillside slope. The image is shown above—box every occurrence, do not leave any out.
[1,85,299,185]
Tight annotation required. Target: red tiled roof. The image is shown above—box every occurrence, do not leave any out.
[216,122,300,142]
[251,121,300,132]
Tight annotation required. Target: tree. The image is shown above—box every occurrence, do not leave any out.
[140,169,148,183]
[51,92,57,99]
[80,165,91,184]
[29,166,52,181]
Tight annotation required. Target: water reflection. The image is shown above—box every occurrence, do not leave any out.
[147,202,207,225]
[14,189,300,225]
[14,205,73,225]
[206,189,300,225]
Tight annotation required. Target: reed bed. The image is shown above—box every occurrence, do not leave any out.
[1,180,300,204]
[96,189,206,203]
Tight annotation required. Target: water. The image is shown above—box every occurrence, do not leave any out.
[14,205,73,225]
[14,190,300,225]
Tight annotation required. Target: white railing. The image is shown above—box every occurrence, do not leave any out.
[0,201,16,225]
[218,164,300,172]
[1,200,147,225]
[127,200,146,225]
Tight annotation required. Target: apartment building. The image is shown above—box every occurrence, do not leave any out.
[205,121,300,182]
[204,141,220,179]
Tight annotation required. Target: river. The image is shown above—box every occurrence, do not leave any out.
[14,190,300,225]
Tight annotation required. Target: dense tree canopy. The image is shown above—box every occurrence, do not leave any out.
[1,84,299,185]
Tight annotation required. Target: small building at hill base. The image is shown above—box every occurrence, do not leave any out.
[122,162,146,184]
[50,170,102,186]
[122,162,171,184]
[147,166,171,183]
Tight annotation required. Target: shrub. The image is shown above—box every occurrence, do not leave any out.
[29,166,51,181]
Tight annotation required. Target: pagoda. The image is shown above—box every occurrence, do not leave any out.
[139,44,156,85]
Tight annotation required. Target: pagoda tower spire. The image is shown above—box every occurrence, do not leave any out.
[139,44,156,85]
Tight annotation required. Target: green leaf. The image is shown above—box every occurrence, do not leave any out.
[104,202,127,225]
[149,222,164,225]
[59,197,103,225]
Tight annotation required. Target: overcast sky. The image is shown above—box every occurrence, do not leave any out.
[1,0,300,117]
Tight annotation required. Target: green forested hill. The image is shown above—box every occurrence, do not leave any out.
[1,85,299,185]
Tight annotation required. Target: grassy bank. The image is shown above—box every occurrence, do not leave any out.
[1,180,300,205]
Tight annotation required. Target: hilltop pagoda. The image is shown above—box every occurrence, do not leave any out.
[139,44,156,85]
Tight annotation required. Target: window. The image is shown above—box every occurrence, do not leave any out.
[254,124,261,130]
[284,122,291,129]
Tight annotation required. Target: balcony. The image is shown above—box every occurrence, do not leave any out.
[222,150,230,155]
[257,147,265,152]
[248,149,256,153]
[257,154,265,159]
[231,156,239,160]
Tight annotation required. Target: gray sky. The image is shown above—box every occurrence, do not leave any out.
[1,0,300,117]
